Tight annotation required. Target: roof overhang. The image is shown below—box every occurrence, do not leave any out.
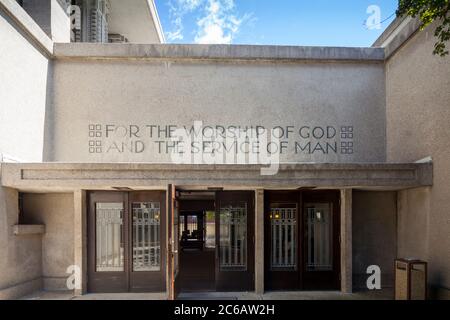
[108,0,165,44]
[0,162,433,193]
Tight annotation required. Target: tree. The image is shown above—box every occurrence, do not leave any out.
[397,0,450,56]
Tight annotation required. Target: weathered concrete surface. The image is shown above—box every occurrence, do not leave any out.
[397,188,430,261]
[1,162,433,191]
[54,43,385,61]
[340,189,352,293]
[0,186,43,299]
[352,191,397,289]
[48,54,386,164]
[73,190,87,296]
[385,19,450,293]
[254,189,264,294]
[22,193,74,291]
[372,16,421,59]
[13,224,45,235]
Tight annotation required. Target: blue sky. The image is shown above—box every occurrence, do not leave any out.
[155,0,399,47]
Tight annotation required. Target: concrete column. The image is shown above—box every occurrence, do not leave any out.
[340,189,352,293]
[73,190,87,296]
[255,189,264,295]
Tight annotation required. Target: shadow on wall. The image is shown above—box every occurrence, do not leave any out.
[43,59,55,161]
[352,190,397,290]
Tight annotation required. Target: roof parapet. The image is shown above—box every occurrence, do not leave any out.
[53,43,385,62]
[372,15,422,59]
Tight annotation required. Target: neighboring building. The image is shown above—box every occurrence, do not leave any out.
[0,0,448,299]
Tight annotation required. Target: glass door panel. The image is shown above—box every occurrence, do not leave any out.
[129,191,166,293]
[270,203,297,270]
[95,202,124,272]
[88,192,128,293]
[132,202,161,272]
[205,211,216,248]
[215,191,254,292]
[305,203,333,271]
[219,203,248,270]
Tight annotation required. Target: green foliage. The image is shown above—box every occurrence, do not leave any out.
[397,0,450,56]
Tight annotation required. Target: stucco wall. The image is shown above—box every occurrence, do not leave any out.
[0,186,43,299]
[397,187,430,260]
[0,5,50,162]
[386,22,450,292]
[352,190,397,289]
[48,57,386,163]
[22,193,74,291]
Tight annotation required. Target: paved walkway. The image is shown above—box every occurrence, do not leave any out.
[20,289,393,300]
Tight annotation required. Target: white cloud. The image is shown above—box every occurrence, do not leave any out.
[165,0,253,44]
[166,0,205,42]
[194,0,249,44]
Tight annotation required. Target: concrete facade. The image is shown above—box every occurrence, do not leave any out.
[0,1,449,299]
[352,191,397,289]
[22,193,74,290]
[47,45,386,164]
[0,183,43,299]
[384,18,450,297]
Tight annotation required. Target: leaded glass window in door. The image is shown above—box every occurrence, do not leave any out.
[219,203,247,270]
[132,202,161,272]
[95,202,124,272]
[270,203,297,270]
[305,203,333,271]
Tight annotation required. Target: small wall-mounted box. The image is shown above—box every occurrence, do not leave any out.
[13,224,46,236]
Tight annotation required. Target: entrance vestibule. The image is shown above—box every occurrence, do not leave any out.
[178,194,216,292]
[177,191,255,293]
[86,188,341,295]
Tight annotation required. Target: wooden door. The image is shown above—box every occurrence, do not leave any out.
[264,191,302,290]
[88,191,129,293]
[167,185,181,300]
[88,191,166,293]
[302,191,341,290]
[215,191,255,291]
[129,191,166,292]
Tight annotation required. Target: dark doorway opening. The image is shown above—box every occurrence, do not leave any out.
[177,191,255,293]
[178,195,216,292]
